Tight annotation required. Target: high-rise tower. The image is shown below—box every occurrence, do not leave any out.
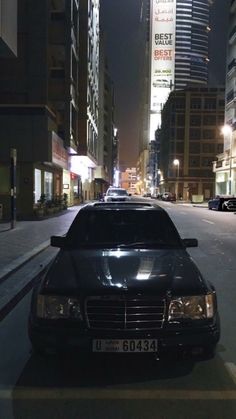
[175,0,210,89]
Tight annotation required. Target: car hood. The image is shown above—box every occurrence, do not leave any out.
[43,248,208,296]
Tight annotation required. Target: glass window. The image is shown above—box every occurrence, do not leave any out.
[190,115,201,126]
[67,210,182,248]
[34,169,42,204]
[189,128,201,140]
[44,171,53,200]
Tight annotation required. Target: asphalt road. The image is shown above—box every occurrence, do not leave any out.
[1,201,236,419]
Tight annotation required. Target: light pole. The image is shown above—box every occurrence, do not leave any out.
[173,159,180,199]
[221,125,233,195]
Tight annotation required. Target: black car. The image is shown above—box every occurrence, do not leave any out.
[208,195,236,211]
[29,202,220,359]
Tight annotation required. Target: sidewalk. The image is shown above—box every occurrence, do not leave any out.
[0,206,81,281]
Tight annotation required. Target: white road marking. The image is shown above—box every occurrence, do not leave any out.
[1,388,236,400]
[225,362,236,385]
[202,219,215,225]
[180,212,187,215]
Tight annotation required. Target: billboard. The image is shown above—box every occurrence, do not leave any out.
[150,0,176,137]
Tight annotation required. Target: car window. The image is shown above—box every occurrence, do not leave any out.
[107,189,128,196]
[67,210,182,248]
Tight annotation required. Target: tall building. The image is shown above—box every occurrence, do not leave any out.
[159,86,225,201]
[175,0,210,89]
[0,0,80,219]
[150,0,211,137]
[138,1,212,193]
[76,0,100,201]
[96,32,116,196]
[213,0,236,196]
[0,0,17,57]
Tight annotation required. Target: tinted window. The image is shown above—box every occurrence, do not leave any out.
[107,189,128,196]
[67,210,182,248]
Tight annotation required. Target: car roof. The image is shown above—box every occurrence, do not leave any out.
[106,187,126,191]
[80,201,165,212]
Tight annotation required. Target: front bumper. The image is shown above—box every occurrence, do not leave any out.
[29,314,220,358]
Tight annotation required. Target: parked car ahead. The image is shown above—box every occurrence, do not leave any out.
[104,187,131,202]
[208,195,236,211]
[29,201,220,360]
[161,192,176,202]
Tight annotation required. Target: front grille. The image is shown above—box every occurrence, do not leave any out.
[85,296,166,330]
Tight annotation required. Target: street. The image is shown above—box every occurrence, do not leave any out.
[0,202,236,419]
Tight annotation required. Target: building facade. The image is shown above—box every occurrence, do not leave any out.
[213,0,236,196]
[138,1,212,193]
[95,32,116,197]
[0,0,80,220]
[120,167,137,195]
[159,87,225,201]
[76,0,100,201]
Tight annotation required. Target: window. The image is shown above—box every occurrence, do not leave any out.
[189,128,201,140]
[202,143,214,153]
[203,115,216,125]
[44,172,53,200]
[190,98,201,109]
[189,142,200,153]
[190,115,201,126]
[67,210,182,248]
[189,156,200,167]
[177,114,185,126]
[202,129,215,140]
[204,98,216,109]
[34,169,41,204]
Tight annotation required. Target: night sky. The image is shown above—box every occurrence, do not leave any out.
[100,0,229,170]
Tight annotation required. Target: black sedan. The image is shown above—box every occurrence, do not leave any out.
[208,195,236,211]
[28,202,220,360]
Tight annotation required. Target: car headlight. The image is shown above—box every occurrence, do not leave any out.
[168,294,214,321]
[36,295,82,320]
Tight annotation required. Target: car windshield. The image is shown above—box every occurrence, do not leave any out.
[66,209,182,248]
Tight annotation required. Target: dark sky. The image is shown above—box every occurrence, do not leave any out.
[100,0,229,169]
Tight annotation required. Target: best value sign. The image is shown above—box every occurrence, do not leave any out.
[150,0,176,114]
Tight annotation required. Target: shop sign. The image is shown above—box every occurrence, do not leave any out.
[52,132,68,170]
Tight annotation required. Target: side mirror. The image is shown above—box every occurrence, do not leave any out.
[51,235,67,248]
[182,238,198,248]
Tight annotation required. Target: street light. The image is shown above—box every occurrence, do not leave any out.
[173,159,180,199]
[221,124,233,195]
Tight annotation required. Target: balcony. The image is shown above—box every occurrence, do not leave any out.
[226,89,236,104]
[229,25,236,45]
[231,0,236,13]
[227,59,236,78]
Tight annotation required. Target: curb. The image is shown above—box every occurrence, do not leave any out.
[0,240,50,284]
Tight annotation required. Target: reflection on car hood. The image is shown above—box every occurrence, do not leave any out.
[43,248,207,296]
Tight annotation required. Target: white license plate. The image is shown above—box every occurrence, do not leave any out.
[92,339,158,353]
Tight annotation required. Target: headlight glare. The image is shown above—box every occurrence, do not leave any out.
[168,294,214,321]
[36,295,82,320]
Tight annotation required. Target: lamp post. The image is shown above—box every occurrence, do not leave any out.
[173,159,180,199]
[221,125,233,195]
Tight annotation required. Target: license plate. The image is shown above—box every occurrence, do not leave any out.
[92,339,158,353]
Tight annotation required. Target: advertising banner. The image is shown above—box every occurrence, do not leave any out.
[150,0,176,122]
